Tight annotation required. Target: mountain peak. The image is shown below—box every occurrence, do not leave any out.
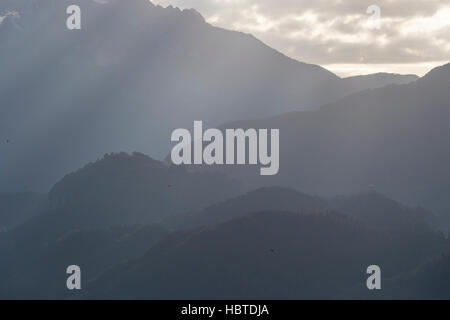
[420,63,450,84]
[181,7,205,23]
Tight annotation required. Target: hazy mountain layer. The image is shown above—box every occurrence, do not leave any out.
[1,153,448,299]
[342,73,418,93]
[48,152,242,226]
[163,186,435,233]
[0,0,418,191]
[84,211,449,299]
[200,63,450,223]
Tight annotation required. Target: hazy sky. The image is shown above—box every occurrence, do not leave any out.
[152,0,450,77]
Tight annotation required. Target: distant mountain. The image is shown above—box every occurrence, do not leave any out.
[0,192,47,230]
[200,63,450,222]
[342,73,418,93]
[0,151,241,292]
[0,0,419,192]
[84,211,449,299]
[163,187,434,232]
[0,158,447,299]
[328,192,437,232]
[162,187,322,229]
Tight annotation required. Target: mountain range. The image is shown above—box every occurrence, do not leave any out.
[199,63,450,223]
[83,210,448,299]
[162,186,435,233]
[1,153,448,299]
[0,0,418,191]
[1,0,449,300]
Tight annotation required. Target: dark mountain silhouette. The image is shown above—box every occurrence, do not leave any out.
[0,224,169,299]
[0,192,47,230]
[162,186,322,229]
[0,154,447,299]
[45,151,242,227]
[0,151,240,296]
[83,211,449,299]
[200,63,450,223]
[328,192,437,232]
[342,73,418,93]
[163,187,434,233]
[0,0,418,192]
[0,151,237,254]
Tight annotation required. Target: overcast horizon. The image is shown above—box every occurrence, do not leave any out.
[152,0,450,77]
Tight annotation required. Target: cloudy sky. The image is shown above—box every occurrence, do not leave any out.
[152,0,450,77]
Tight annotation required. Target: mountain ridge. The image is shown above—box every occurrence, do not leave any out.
[83,210,449,299]
[200,62,450,223]
[0,0,425,192]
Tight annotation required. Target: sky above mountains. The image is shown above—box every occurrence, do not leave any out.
[152,0,450,77]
